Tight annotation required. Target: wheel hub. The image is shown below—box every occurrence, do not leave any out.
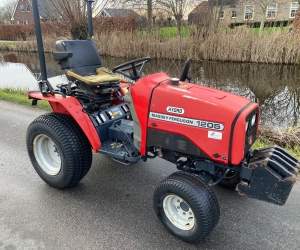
[163,194,195,230]
[180,202,189,212]
[33,134,61,176]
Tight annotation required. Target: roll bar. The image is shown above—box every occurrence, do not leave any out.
[32,0,95,95]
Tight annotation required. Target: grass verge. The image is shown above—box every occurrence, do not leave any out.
[0,88,52,111]
[252,139,300,159]
[0,41,16,46]
[0,88,299,159]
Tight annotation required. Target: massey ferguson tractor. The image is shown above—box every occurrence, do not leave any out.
[26,0,299,243]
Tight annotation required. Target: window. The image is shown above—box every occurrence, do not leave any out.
[219,10,224,19]
[20,4,25,12]
[267,4,277,19]
[232,10,237,18]
[290,2,299,18]
[101,11,108,17]
[245,6,253,20]
[17,20,28,24]
[26,4,31,12]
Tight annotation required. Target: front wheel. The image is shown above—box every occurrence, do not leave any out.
[213,170,241,190]
[153,171,220,243]
[26,113,92,189]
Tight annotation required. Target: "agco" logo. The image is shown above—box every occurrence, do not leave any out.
[166,106,185,114]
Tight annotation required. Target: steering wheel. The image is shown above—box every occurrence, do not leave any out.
[112,57,151,82]
[180,58,191,82]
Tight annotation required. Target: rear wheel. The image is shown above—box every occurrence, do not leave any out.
[26,113,92,188]
[153,171,220,243]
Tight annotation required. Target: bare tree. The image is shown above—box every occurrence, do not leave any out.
[157,0,196,35]
[252,0,279,37]
[0,0,17,24]
[43,0,117,39]
[123,0,159,33]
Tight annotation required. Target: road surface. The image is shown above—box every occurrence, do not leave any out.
[0,100,299,250]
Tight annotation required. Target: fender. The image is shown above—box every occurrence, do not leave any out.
[28,91,101,152]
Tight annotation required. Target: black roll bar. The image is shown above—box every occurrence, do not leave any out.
[85,0,95,38]
[32,0,53,95]
[32,0,95,95]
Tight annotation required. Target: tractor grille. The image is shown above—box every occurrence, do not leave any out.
[244,107,259,156]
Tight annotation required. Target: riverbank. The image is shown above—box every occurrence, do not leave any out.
[0,87,299,158]
[1,27,300,64]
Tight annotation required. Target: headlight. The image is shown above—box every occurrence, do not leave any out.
[251,114,256,126]
[245,121,249,132]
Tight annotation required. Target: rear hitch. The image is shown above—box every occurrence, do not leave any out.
[237,146,299,205]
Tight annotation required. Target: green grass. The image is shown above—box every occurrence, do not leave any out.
[0,41,16,46]
[137,26,194,40]
[251,26,288,36]
[0,87,51,111]
[252,139,300,159]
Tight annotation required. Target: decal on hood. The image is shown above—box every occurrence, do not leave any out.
[166,106,185,114]
[149,112,224,131]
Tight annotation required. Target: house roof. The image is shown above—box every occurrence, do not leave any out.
[29,0,61,19]
[190,1,210,15]
[102,8,143,21]
[12,0,60,20]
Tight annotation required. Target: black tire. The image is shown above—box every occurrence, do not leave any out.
[26,113,92,188]
[153,171,220,244]
[214,171,240,190]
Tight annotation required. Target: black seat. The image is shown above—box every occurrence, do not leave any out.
[54,39,121,85]
[53,39,121,103]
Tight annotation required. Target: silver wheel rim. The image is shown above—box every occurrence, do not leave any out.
[163,194,195,230]
[33,134,61,176]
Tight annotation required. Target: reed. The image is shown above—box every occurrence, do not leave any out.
[203,26,300,64]
[0,36,56,53]
[259,125,300,149]
[95,32,204,61]
[1,26,300,64]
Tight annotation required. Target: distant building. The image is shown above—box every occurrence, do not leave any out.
[99,8,145,26]
[189,0,299,26]
[188,1,211,25]
[11,0,60,25]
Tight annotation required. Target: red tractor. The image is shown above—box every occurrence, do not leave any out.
[27,0,299,244]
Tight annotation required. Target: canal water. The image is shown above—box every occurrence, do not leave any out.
[0,51,299,128]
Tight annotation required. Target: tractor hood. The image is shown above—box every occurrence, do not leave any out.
[144,73,259,165]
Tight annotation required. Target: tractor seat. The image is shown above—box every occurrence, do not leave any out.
[67,66,121,85]
[53,39,121,86]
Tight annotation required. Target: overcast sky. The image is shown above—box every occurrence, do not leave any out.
[0,0,13,7]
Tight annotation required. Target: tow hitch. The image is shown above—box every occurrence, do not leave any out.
[237,146,299,205]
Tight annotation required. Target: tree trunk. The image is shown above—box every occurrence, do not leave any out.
[259,15,265,37]
[147,0,152,34]
[293,7,300,34]
[176,18,182,36]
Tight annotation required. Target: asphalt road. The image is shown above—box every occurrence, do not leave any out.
[0,100,300,250]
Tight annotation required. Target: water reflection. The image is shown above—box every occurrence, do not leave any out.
[0,52,299,127]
